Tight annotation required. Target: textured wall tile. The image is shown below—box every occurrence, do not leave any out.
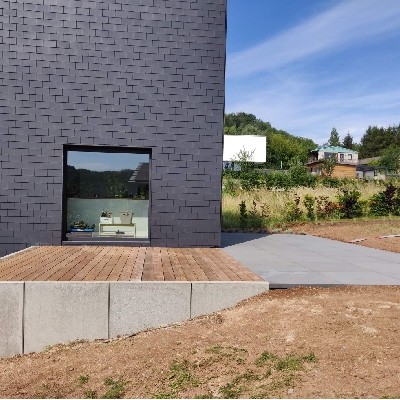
[0,0,226,256]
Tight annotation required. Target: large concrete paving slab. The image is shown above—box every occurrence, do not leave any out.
[222,233,400,287]
[191,281,269,318]
[0,283,24,358]
[24,282,109,354]
[109,282,191,337]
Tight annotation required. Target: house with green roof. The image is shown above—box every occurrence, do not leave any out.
[307,146,358,178]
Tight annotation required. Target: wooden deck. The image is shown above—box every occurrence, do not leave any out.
[0,246,263,282]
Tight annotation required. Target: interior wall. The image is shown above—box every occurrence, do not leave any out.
[67,199,149,238]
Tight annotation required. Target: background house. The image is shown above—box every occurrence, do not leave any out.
[356,157,387,180]
[307,146,358,178]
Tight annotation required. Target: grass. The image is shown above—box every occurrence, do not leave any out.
[101,377,128,399]
[214,350,318,398]
[76,376,128,399]
[78,375,89,385]
[222,181,388,230]
[151,349,318,399]
[154,360,199,398]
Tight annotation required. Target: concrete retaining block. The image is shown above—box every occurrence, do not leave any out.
[0,283,24,358]
[109,282,191,338]
[191,281,270,318]
[24,282,109,354]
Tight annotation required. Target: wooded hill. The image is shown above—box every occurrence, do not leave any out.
[224,112,316,169]
[225,112,400,171]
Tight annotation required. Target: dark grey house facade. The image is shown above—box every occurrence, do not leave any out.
[0,0,226,256]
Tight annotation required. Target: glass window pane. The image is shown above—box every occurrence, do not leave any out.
[66,150,150,240]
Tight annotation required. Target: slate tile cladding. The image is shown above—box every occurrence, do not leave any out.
[0,0,226,256]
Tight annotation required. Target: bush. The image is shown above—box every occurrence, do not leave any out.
[239,170,266,191]
[315,196,340,219]
[337,189,363,219]
[370,183,400,216]
[285,194,303,222]
[264,171,291,189]
[288,163,317,188]
[223,175,240,196]
[320,176,342,188]
[303,194,316,221]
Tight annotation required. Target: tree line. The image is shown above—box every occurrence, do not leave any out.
[224,112,317,169]
[225,112,400,172]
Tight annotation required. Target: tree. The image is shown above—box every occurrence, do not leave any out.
[328,128,341,147]
[321,156,336,177]
[359,124,400,158]
[342,132,354,150]
[241,124,260,135]
[380,146,400,172]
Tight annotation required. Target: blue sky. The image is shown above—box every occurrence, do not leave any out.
[226,0,400,145]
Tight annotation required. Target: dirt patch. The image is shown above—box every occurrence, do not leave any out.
[1,286,400,398]
[292,219,400,253]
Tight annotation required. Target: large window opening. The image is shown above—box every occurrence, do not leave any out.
[64,148,150,241]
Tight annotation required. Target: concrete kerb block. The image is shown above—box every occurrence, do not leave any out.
[24,282,109,354]
[0,282,24,358]
[109,282,191,338]
[190,281,270,319]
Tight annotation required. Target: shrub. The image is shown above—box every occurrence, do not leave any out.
[285,194,303,222]
[303,194,316,221]
[247,200,264,228]
[288,162,317,188]
[370,183,400,216]
[223,175,240,196]
[315,196,340,219]
[239,170,265,191]
[337,189,363,219]
[320,176,342,188]
[239,200,247,229]
[264,171,291,189]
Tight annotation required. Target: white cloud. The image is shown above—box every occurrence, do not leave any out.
[226,79,400,144]
[227,0,400,78]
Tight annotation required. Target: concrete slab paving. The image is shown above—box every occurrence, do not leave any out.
[24,282,109,354]
[222,233,400,287]
[0,283,24,358]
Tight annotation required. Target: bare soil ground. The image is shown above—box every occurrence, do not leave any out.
[292,219,400,253]
[1,286,400,399]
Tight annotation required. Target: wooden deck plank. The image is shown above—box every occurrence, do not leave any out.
[36,247,96,281]
[0,245,263,283]
[141,248,155,281]
[181,248,209,281]
[1,246,75,281]
[0,246,63,279]
[58,247,101,281]
[118,248,138,281]
[167,249,188,281]
[160,248,176,281]
[78,247,115,281]
[191,248,228,281]
[94,246,122,281]
[69,247,110,281]
[0,247,50,275]
[201,248,242,281]
[152,248,165,281]
[175,249,199,281]
[129,247,146,281]
[107,248,131,281]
